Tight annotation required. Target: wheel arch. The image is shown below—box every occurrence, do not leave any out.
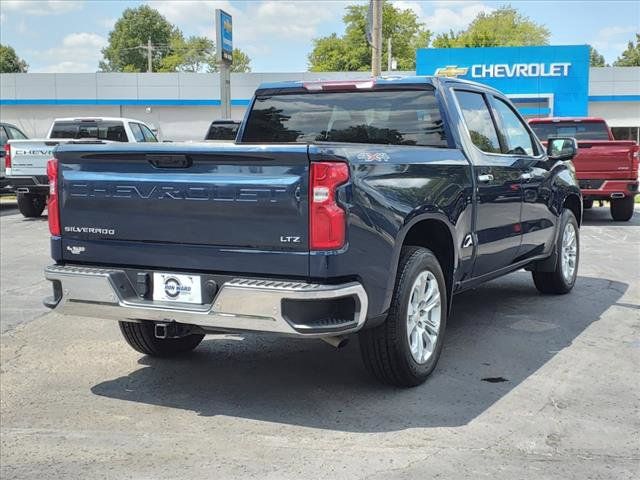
[563,193,582,226]
[382,214,457,315]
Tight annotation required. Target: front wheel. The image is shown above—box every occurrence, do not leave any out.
[532,209,579,294]
[119,321,204,357]
[17,193,46,218]
[610,196,634,221]
[359,246,447,387]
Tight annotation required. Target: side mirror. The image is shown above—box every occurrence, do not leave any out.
[547,137,578,161]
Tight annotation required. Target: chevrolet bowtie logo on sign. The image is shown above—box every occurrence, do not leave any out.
[434,65,469,77]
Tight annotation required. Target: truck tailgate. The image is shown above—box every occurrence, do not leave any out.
[55,143,310,276]
[8,140,61,177]
[573,140,637,176]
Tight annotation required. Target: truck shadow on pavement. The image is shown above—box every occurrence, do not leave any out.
[91,273,628,432]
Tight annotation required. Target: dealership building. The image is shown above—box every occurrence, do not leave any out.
[1,45,638,142]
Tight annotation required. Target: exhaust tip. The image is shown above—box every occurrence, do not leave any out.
[610,192,625,199]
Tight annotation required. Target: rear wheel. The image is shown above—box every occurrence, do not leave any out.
[359,246,447,387]
[582,199,593,209]
[17,193,46,218]
[532,209,579,294]
[119,321,204,357]
[610,196,634,221]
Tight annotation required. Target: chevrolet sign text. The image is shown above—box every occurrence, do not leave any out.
[471,62,571,78]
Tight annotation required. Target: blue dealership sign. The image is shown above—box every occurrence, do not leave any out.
[416,45,590,116]
[216,9,233,64]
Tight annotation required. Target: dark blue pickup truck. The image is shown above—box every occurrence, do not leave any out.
[44,76,582,387]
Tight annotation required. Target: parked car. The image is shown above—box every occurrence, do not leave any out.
[6,117,158,217]
[204,119,240,141]
[43,77,581,387]
[529,117,639,221]
[1,122,29,192]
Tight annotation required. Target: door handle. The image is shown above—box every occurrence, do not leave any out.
[477,174,494,183]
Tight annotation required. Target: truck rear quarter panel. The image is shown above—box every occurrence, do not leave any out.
[308,144,474,317]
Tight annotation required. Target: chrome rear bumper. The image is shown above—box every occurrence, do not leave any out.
[44,265,368,337]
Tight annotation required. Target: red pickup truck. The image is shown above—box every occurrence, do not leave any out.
[529,117,639,221]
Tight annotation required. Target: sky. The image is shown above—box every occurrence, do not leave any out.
[0,0,638,73]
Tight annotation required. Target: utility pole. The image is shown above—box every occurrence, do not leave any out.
[387,37,392,72]
[147,38,153,73]
[371,0,382,76]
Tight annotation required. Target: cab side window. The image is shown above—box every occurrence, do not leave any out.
[455,91,501,154]
[492,97,536,156]
[0,127,7,147]
[129,123,145,142]
[139,124,158,143]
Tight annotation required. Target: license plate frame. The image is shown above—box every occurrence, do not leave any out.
[152,272,202,304]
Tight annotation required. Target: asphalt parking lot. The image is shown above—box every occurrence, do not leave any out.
[1,202,639,479]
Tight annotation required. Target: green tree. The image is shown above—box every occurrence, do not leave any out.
[160,36,251,73]
[100,5,176,72]
[613,34,640,66]
[228,49,251,73]
[308,1,431,71]
[160,35,215,72]
[0,44,28,73]
[432,6,549,48]
[589,46,606,67]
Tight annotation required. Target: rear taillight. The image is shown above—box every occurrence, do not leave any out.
[47,158,60,236]
[3,144,10,170]
[309,162,349,250]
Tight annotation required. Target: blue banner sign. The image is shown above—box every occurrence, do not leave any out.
[216,9,233,64]
[417,45,590,116]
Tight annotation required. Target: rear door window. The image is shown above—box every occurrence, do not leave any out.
[242,89,448,147]
[129,123,145,142]
[0,127,7,146]
[455,90,501,154]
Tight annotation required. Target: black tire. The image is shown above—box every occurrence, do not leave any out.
[582,199,593,209]
[532,210,579,294]
[359,246,448,387]
[17,193,46,218]
[610,196,634,222]
[119,321,204,357]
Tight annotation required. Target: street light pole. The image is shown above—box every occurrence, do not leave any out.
[371,0,382,76]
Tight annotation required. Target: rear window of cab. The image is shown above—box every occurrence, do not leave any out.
[242,89,448,148]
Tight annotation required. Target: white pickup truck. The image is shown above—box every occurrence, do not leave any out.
[6,117,158,217]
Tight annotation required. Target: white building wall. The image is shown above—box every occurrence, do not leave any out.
[588,102,640,127]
